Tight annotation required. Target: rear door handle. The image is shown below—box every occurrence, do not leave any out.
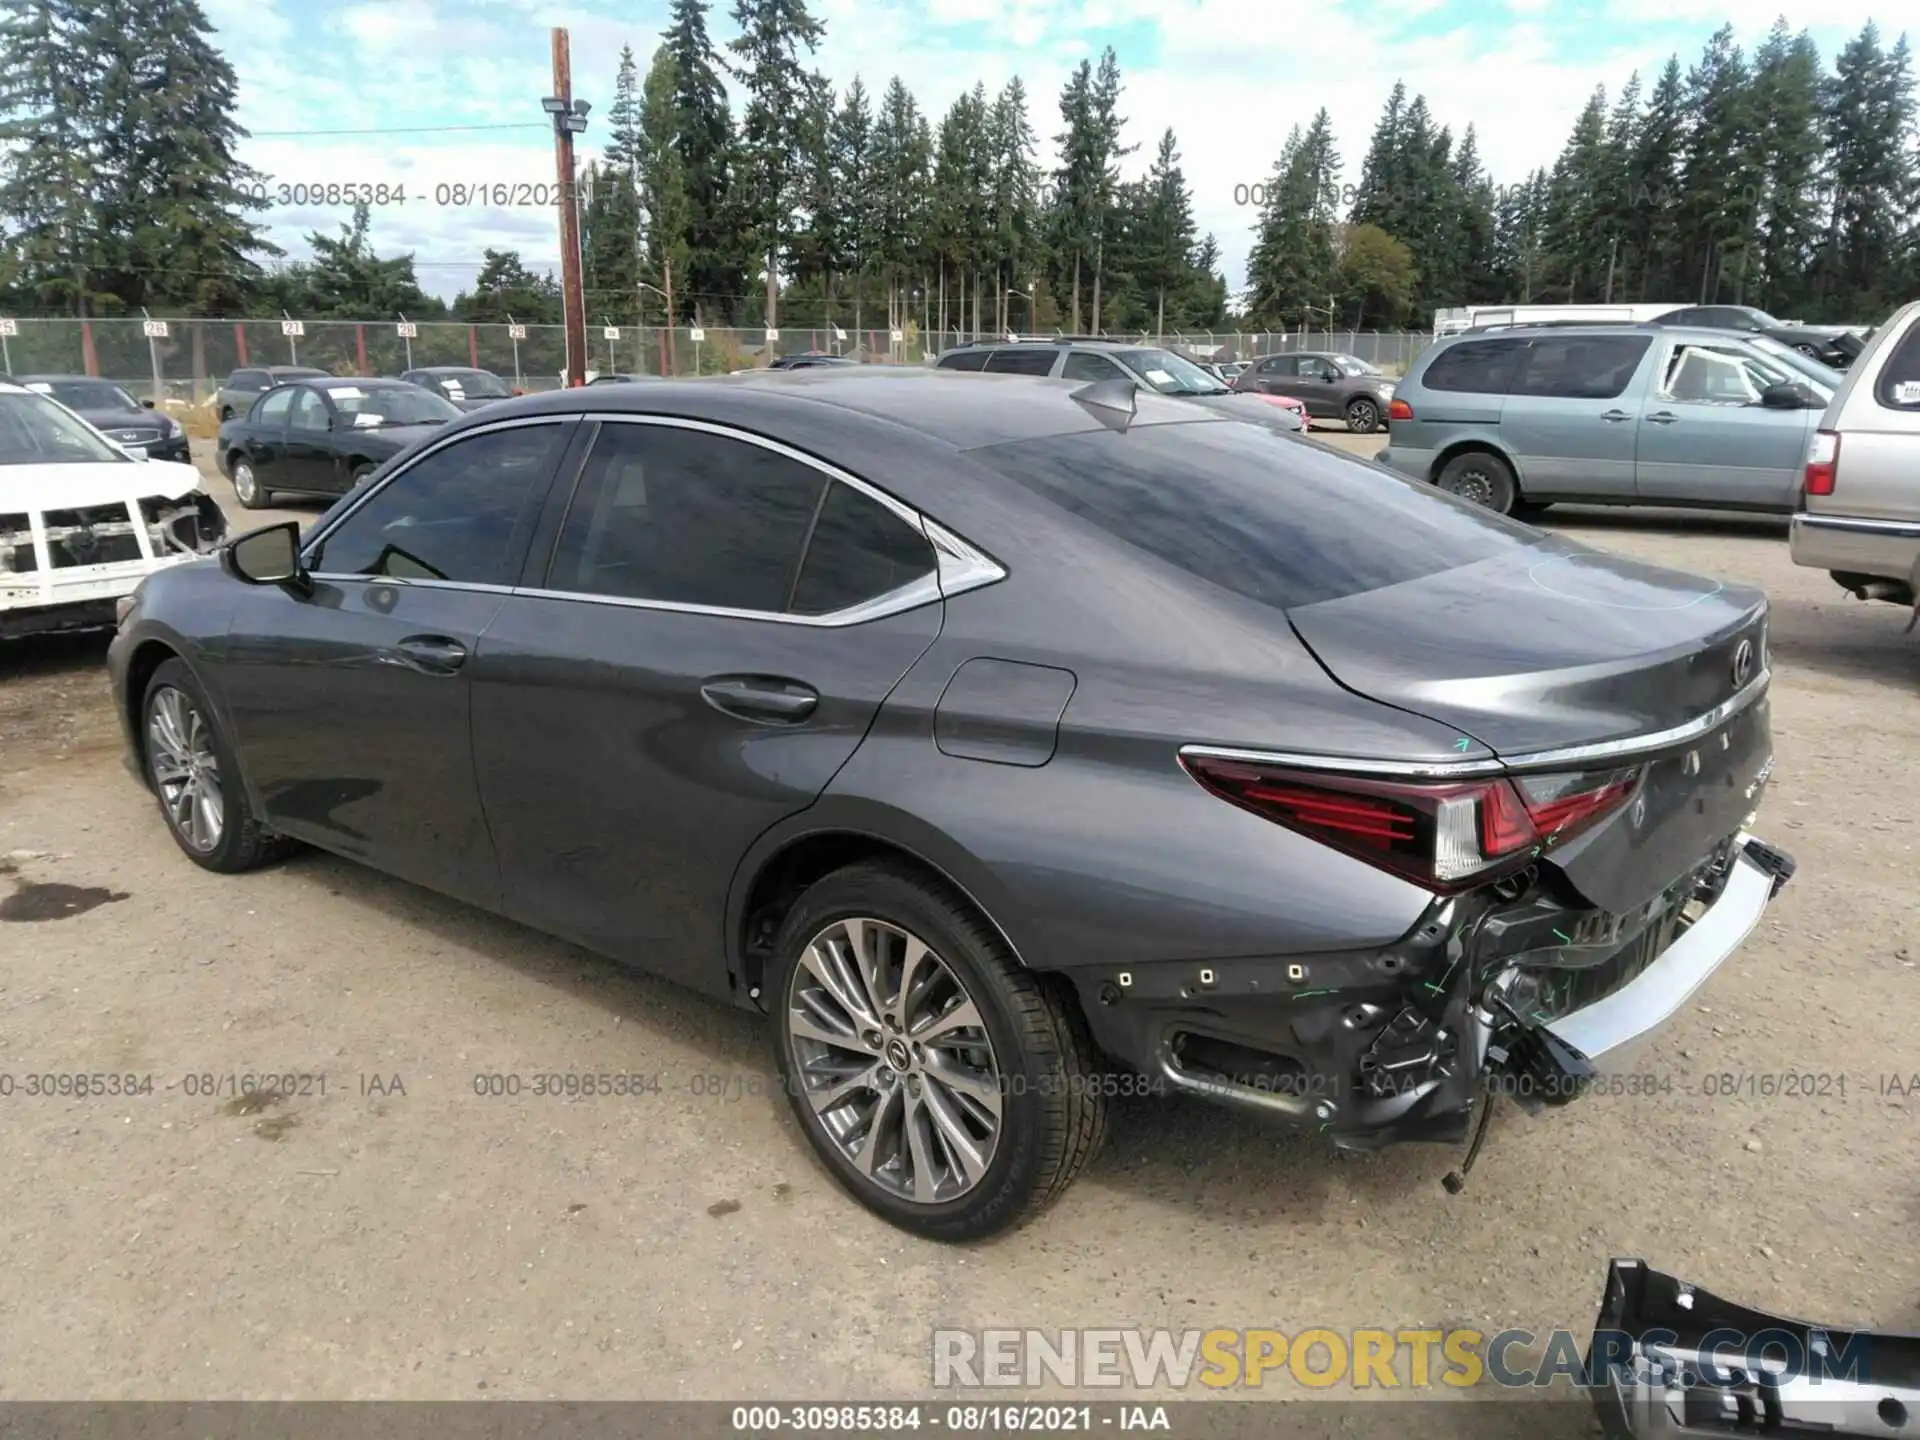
[1646,410,1679,424]
[700,675,819,724]
[391,634,468,674]
[1601,408,1633,422]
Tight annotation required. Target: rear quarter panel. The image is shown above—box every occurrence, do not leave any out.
[1816,301,1920,522]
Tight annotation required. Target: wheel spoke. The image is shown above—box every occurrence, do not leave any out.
[904,1094,941,1202]
[806,1062,880,1116]
[894,936,931,1022]
[852,1083,903,1178]
[842,918,890,1022]
[922,1082,991,1188]
[925,1060,1003,1123]
[799,940,875,1029]
[788,1001,864,1052]
[913,998,984,1045]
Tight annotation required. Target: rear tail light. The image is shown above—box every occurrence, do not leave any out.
[1387,398,1414,422]
[1179,755,1644,894]
[1804,429,1839,496]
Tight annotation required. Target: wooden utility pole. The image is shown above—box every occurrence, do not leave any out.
[552,28,588,388]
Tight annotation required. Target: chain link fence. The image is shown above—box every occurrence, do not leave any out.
[0,316,1436,399]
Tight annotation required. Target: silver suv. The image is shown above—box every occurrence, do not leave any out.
[1789,300,1920,617]
[1379,323,1836,515]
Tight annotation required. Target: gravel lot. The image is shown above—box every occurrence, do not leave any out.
[1,438,1915,1407]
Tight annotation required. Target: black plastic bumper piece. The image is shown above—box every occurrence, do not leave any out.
[1590,1258,1920,1437]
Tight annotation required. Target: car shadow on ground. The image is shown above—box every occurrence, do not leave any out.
[275,845,1455,1224]
[1543,505,1792,541]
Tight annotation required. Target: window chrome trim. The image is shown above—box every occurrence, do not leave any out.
[295,410,1007,627]
[297,413,582,564]
[1180,668,1771,779]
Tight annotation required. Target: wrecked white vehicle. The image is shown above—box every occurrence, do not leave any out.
[0,380,227,640]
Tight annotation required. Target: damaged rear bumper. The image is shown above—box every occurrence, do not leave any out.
[1589,1258,1919,1438]
[1069,834,1794,1147]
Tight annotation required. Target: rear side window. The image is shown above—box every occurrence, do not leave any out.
[1511,336,1650,399]
[985,349,1056,376]
[231,370,265,389]
[938,350,989,372]
[1061,351,1126,382]
[1419,339,1525,394]
[790,483,935,615]
[970,422,1531,611]
[1874,320,1920,411]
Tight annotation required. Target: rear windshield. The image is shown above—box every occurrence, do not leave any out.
[969,421,1533,610]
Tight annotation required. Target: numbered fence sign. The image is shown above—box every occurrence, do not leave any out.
[0,318,16,337]
[396,322,418,338]
[142,319,169,339]
[602,326,620,340]
[833,326,848,342]
[890,329,904,344]
[688,327,705,343]
[765,328,780,341]
[507,324,527,340]
[281,319,305,337]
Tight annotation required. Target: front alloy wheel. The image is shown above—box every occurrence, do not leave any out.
[148,685,224,853]
[232,459,263,509]
[1346,396,1381,433]
[786,916,1003,1204]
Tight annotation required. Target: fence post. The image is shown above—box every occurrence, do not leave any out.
[355,324,368,375]
[468,326,479,367]
[81,319,99,376]
[234,322,249,366]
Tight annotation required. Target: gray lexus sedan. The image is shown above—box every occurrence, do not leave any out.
[107,368,1793,1240]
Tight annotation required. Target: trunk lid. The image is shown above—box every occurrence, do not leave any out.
[1287,539,1774,911]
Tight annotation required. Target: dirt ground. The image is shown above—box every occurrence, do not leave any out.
[1,438,1916,1407]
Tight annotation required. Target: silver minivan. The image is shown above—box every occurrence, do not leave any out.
[1789,300,1920,617]
[1379,324,1835,515]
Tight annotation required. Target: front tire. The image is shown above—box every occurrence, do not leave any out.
[231,457,267,509]
[142,659,288,873]
[1435,450,1518,514]
[1345,396,1382,433]
[769,862,1109,1241]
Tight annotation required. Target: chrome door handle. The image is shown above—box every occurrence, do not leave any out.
[1601,409,1633,422]
[391,635,468,674]
[700,676,819,724]
[1646,411,1679,425]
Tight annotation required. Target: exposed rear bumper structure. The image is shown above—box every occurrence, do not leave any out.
[1068,834,1794,1152]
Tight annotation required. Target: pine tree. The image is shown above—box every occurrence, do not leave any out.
[1815,23,1918,317]
[1540,87,1611,300]
[582,48,645,328]
[1747,23,1825,314]
[638,44,692,363]
[297,203,429,318]
[458,249,563,325]
[662,0,741,322]
[1626,58,1685,299]
[869,77,930,333]
[787,74,839,314]
[1676,26,1762,304]
[831,78,875,339]
[1244,110,1340,329]
[1451,127,1501,305]
[1135,130,1196,339]
[1351,81,1408,238]
[986,79,1039,334]
[1048,60,1097,331]
[726,0,827,331]
[1592,74,1643,300]
[0,0,105,313]
[1085,47,1135,332]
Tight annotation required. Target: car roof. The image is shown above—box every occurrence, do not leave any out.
[470,366,1221,450]
[12,373,109,384]
[307,375,412,389]
[1445,322,1768,341]
[947,337,1149,354]
[415,365,495,374]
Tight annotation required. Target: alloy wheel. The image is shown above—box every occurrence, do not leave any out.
[1349,399,1379,432]
[148,686,225,852]
[233,461,257,505]
[785,916,1004,1205]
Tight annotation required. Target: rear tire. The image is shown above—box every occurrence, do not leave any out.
[142,658,291,874]
[768,861,1109,1241]
[1435,450,1518,515]
[1345,396,1382,434]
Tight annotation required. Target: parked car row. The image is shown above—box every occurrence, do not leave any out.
[3,375,194,464]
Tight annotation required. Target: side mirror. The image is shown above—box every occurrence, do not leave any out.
[140,397,156,409]
[1760,382,1816,410]
[222,521,309,593]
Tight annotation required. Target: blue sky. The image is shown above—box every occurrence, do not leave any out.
[198,0,1913,305]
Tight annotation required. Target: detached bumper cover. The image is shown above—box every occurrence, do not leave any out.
[1590,1258,1920,1438]
[1546,834,1792,1066]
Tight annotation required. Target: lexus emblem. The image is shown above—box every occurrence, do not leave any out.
[1731,639,1755,689]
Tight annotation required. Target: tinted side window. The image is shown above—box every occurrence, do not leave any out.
[254,388,296,425]
[310,424,562,584]
[232,370,265,390]
[938,350,989,372]
[548,424,824,612]
[1419,339,1525,394]
[790,483,936,615]
[985,348,1057,376]
[290,390,329,432]
[1257,357,1288,373]
[972,423,1529,611]
[1874,320,1920,412]
[1658,308,1706,326]
[1061,351,1125,382]
[1510,336,1650,399]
